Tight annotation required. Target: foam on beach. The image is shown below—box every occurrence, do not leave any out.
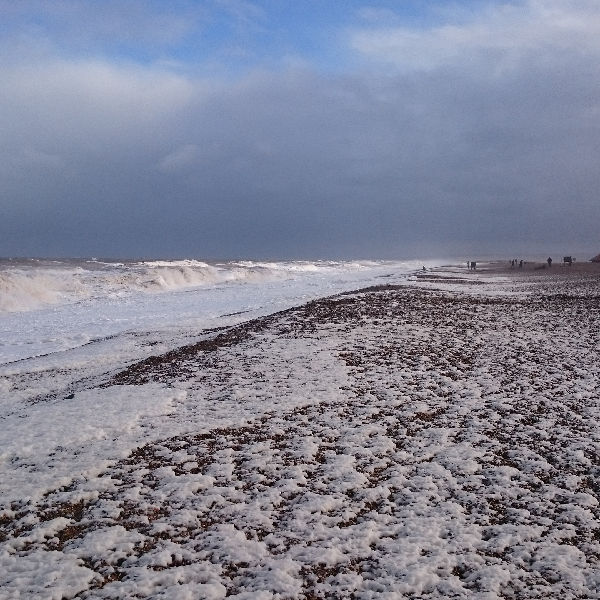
[1,265,599,598]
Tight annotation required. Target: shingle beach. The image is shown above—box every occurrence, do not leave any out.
[1,262,599,599]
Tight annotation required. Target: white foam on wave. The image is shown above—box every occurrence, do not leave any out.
[0,261,279,313]
[0,259,414,314]
[0,269,87,312]
[0,258,444,364]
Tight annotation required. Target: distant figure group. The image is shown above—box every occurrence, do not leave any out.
[510,257,555,269]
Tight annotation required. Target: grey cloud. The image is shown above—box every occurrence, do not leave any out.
[158,144,204,173]
[2,4,600,259]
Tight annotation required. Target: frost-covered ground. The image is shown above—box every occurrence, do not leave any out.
[1,266,599,599]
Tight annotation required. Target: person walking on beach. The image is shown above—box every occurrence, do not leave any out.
[547,257,552,268]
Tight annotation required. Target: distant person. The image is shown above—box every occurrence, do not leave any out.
[519,260,523,268]
[547,257,552,268]
[470,261,476,270]
[422,266,426,271]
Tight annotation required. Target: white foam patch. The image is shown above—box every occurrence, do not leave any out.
[0,384,182,503]
[0,549,98,599]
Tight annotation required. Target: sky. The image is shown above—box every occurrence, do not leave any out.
[1,0,599,260]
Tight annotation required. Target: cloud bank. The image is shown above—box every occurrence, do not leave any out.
[1,0,599,259]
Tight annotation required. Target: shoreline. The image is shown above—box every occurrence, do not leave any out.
[1,267,599,598]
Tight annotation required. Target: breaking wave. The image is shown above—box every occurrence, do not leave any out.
[0,259,394,313]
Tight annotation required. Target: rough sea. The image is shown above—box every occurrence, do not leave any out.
[0,257,436,365]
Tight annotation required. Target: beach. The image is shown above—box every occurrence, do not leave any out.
[1,263,599,599]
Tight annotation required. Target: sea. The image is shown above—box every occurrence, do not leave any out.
[0,257,442,367]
